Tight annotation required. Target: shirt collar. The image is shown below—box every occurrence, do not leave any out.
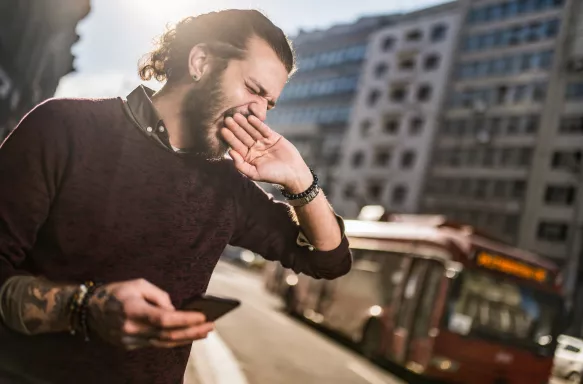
[124,85,179,152]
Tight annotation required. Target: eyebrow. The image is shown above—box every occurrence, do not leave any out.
[249,77,277,108]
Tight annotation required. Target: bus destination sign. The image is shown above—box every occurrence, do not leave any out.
[476,251,548,283]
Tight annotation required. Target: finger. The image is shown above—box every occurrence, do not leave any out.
[221,128,249,157]
[141,307,206,329]
[234,113,263,141]
[158,322,215,342]
[122,318,159,337]
[247,115,273,138]
[228,150,259,180]
[224,116,255,147]
[136,279,174,310]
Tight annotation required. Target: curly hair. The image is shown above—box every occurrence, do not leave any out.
[138,9,295,83]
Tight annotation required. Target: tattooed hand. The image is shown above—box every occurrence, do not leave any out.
[87,279,214,350]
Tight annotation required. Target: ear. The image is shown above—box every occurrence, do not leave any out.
[188,44,211,82]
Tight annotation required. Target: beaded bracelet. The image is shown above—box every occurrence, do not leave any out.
[79,281,100,341]
[68,281,100,341]
[279,168,319,200]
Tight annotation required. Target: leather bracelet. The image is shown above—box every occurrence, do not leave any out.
[287,186,320,207]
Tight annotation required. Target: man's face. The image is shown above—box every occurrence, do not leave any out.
[181,36,289,159]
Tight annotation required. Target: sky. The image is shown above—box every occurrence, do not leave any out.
[55,0,448,98]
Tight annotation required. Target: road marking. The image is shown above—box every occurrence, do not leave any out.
[188,331,248,384]
[347,361,392,384]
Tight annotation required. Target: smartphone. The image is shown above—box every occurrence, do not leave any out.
[180,294,241,322]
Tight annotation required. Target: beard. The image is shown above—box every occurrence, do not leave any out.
[180,67,233,160]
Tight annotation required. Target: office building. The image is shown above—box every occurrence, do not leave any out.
[332,2,461,217]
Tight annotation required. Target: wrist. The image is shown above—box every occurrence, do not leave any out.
[282,166,313,194]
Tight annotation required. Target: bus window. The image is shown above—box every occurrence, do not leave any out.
[446,270,561,356]
[412,262,445,339]
[379,252,409,307]
[397,259,427,330]
[393,259,429,363]
[322,249,383,336]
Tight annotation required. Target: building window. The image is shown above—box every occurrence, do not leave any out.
[431,24,448,42]
[504,215,520,237]
[507,117,521,134]
[367,89,381,106]
[343,183,356,198]
[390,86,408,103]
[511,180,526,199]
[493,180,507,198]
[409,117,424,135]
[559,116,583,135]
[352,151,364,168]
[532,83,547,102]
[424,54,440,71]
[400,150,416,169]
[399,58,416,71]
[496,86,509,104]
[500,148,514,166]
[367,182,384,200]
[537,222,569,242]
[417,85,432,102]
[518,147,533,166]
[524,115,539,134]
[374,63,388,78]
[392,185,408,205]
[381,37,395,51]
[374,149,392,167]
[360,120,372,136]
[384,117,400,134]
[552,150,582,170]
[567,82,583,101]
[545,185,576,205]
[406,29,423,42]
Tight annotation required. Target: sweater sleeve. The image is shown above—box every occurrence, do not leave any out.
[229,170,352,280]
[0,99,70,286]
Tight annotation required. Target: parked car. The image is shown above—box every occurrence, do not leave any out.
[553,335,583,383]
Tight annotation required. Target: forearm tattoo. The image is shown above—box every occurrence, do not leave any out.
[0,276,76,335]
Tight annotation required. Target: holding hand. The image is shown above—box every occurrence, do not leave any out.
[87,279,214,350]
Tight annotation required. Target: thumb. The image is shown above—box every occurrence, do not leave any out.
[137,279,175,310]
[229,150,258,179]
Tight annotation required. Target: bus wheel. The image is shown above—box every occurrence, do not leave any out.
[360,319,381,360]
[567,371,581,384]
[284,288,296,315]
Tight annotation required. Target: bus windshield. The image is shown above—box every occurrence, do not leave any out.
[445,269,562,355]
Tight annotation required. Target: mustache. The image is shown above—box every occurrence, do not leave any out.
[223,108,254,119]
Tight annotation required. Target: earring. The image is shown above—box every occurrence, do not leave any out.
[192,74,199,82]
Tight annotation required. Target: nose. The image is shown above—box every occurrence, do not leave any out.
[249,100,267,122]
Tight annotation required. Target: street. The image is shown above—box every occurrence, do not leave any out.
[192,261,405,384]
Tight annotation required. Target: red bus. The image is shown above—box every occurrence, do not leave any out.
[263,215,567,384]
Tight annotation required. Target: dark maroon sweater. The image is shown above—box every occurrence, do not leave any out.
[0,94,351,383]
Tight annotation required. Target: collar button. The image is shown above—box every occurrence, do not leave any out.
[146,126,153,133]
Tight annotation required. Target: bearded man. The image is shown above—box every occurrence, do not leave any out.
[0,9,351,384]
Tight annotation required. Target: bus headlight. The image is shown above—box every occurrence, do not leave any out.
[430,356,460,372]
[285,274,298,286]
[368,305,383,317]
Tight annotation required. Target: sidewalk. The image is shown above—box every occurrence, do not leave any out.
[184,331,248,384]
